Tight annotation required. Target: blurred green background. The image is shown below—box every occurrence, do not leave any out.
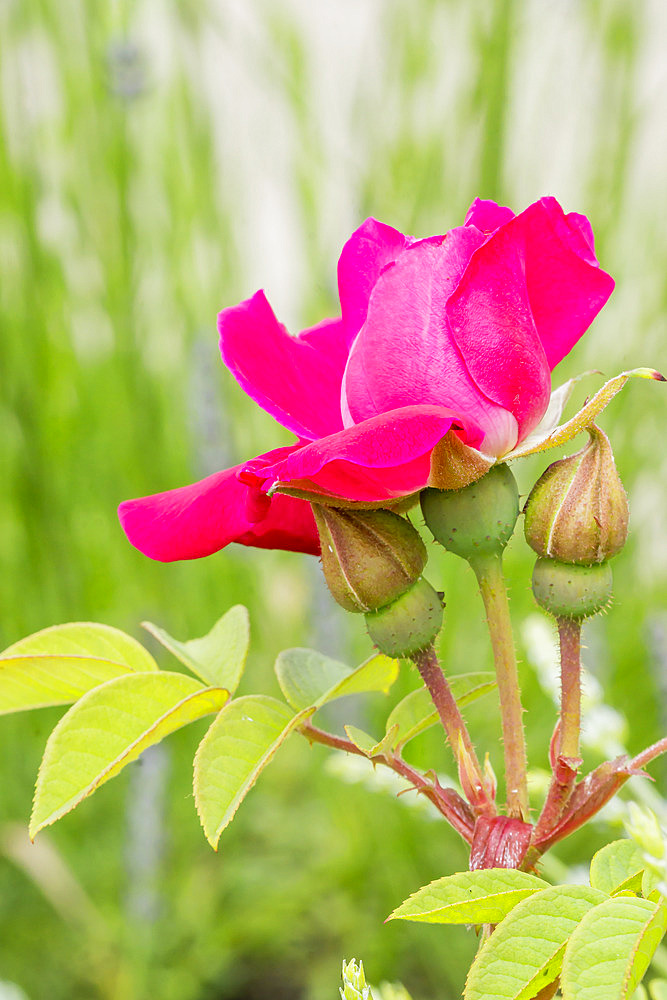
[1,1,666,997]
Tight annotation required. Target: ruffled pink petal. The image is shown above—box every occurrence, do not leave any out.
[337,217,412,344]
[219,291,348,440]
[565,211,596,261]
[445,213,553,443]
[260,406,464,504]
[341,230,520,457]
[119,451,319,562]
[519,198,614,369]
[464,198,515,233]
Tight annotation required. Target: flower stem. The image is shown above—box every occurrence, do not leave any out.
[469,552,529,820]
[412,645,494,817]
[557,616,582,760]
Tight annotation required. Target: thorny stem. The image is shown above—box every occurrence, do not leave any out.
[533,617,584,840]
[632,735,667,771]
[299,719,475,843]
[412,644,494,817]
[470,552,530,821]
[524,735,667,867]
[557,616,583,761]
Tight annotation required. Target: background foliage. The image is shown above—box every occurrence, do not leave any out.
[1,1,666,998]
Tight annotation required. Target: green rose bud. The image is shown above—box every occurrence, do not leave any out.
[365,577,443,657]
[312,504,427,613]
[524,424,628,565]
[421,463,519,561]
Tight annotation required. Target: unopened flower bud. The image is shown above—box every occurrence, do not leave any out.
[365,577,443,657]
[532,558,613,620]
[524,425,628,565]
[421,463,519,561]
[312,504,427,613]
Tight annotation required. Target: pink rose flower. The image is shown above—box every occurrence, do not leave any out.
[119,197,614,562]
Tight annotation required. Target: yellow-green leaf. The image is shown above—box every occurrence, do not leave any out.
[143,605,249,692]
[388,869,549,925]
[591,840,646,895]
[30,671,227,837]
[465,885,606,1000]
[0,622,158,715]
[561,896,667,1000]
[275,648,399,712]
[344,723,399,758]
[194,695,307,848]
[385,672,496,750]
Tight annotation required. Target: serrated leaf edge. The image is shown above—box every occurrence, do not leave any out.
[30,671,226,837]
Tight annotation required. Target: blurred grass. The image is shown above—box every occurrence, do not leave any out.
[0,0,666,998]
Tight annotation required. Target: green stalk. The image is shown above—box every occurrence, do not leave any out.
[557,616,582,760]
[470,552,529,820]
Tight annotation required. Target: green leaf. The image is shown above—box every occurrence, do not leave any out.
[142,605,249,692]
[388,869,550,926]
[385,672,496,749]
[591,840,646,895]
[643,870,664,899]
[0,622,158,715]
[275,648,399,712]
[561,896,667,1000]
[194,695,308,848]
[465,884,607,1000]
[344,724,399,758]
[648,979,667,1000]
[30,672,227,837]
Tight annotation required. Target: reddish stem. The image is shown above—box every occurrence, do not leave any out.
[412,645,495,817]
[300,719,475,843]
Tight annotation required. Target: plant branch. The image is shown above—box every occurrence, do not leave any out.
[412,644,494,817]
[470,552,530,820]
[557,616,583,760]
[299,720,475,843]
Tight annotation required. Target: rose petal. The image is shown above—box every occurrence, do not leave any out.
[337,217,412,344]
[119,451,319,561]
[446,215,553,442]
[219,290,348,440]
[261,405,466,504]
[464,198,515,233]
[341,230,519,456]
[519,198,614,369]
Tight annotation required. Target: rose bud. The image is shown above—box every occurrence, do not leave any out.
[311,504,427,613]
[420,463,519,562]
[524,424,628,565]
